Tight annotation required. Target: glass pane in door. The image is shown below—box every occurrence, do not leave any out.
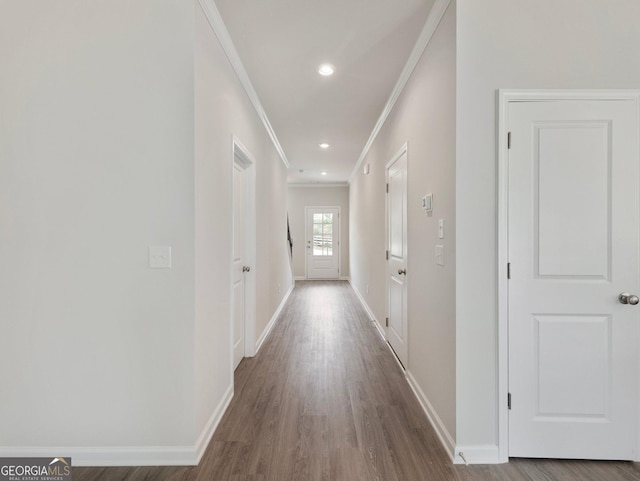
[313,212,333,256]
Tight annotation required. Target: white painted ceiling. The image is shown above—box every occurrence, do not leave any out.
[214,0,435,184]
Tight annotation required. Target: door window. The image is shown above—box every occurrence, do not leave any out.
[312,212,333,256]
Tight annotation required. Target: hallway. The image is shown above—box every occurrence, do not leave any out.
[75,281,640,481]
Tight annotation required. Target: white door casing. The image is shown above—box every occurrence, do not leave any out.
[500,92,640,460]
[386,145,408,367]
[231,138,256,372]
[305,206,340,279]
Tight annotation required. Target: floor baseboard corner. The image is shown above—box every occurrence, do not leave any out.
[453,445,502,465]
[405,371,456,463]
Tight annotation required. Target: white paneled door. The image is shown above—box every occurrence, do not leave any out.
[306,207,340,279]
[386,147,408,367]
[507,97,639,459]
[232,163,246,370]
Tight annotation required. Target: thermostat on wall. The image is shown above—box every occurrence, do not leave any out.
[422,194,433,213]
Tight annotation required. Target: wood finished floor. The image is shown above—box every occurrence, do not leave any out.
[75,281,640,481]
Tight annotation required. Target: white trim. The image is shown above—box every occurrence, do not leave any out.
[349,280,386,341]
[0,446,197,467]
[405,371,456,463]
[193,385,234,464]
[0,386,234,467]
[288,183,349,188]
[371,319,386,342]
[497,89,640,463]
[348,0,451,183]
[198,0,289,168]
[255,282,294,354]
[496,90,511,464]
[296,278,348,283]
[453,445,501,465]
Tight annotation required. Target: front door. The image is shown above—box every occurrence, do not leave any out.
[306,207,340,279]
[507,96,639,459]
[386,147,408,367]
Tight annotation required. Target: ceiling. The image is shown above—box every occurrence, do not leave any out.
[214,0,435,185]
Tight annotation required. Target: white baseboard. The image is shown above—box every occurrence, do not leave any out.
[0,385,235,466]
[348,280,386,340]
[296,276,350,281]
[371,317,386,341]
[255,283,294,354]
[454,445,501,465]
[0,446,197,467]
[348,280,376,319]
[194,384,234,464]
[405,371,456,463]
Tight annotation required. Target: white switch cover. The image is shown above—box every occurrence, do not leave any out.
[435,245,445,266]
[149,246,172,268]
[422,194,433,213]
[438,219,445,239]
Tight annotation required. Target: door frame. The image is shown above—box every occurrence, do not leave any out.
[385,143,409,367]
[497,90,640,462]
[304,205,341,279]
[231,136,257,371]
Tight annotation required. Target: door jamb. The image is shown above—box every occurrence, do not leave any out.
[232,136,257,368]
[497,89,640,463]
[304,205,341,280]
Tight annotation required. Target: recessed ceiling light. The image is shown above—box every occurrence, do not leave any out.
[318,64,334,76]
[319,143,330,149]
[321,171,328,176]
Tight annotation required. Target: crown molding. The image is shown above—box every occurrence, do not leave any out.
[288,182,349,188]
[348,0,451,183]
[198,0,290,168]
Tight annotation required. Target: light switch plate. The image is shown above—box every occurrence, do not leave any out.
[422,194,433,212]
[438,219,445,239]
[149,246,172,268]
[435,245,445,266]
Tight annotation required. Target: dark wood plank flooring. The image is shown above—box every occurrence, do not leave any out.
[75,280,640,481]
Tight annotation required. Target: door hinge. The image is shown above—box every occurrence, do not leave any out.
[508,392,512,410]
[386,250,389,260]
[507,262,511,279]
[507,131,512,149]
[385,317,389,327]
[386,183,389,193]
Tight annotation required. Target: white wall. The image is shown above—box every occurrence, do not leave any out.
[0,0,292,465]
[456,0,640,456]
[287,186,350,279]
[195,2,293,436]
[349,0,457,448]
[0,0,196,451]
[255,145,293,337]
